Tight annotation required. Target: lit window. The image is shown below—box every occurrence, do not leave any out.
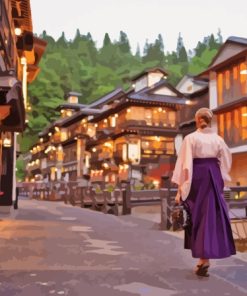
[233,66,238,80]
[217,73,223,105]
[218,114,224,138]
[187,85,193,92]
[128,143,140,163]
[122,144,127,161]
[240,63,247,94]
[241,106,247,140]
[225,70,230,90]
[110,116,116,127]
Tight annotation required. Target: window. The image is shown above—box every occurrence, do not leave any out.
[233,66,238,80]
[240,63,247,94]
[233,109,240,143]
[241,107,247,140]
[225,112,231,141]
[110,116,116,127]
[218,106,247,147]
[128,143,140,164]
[218,114,224,138]
[145,109,152,126]
[187,85,193,92]
[168,111,176,127]
[217,73,223,105]
[60,129,68,142]
[122,144,127,161]
[225,70,230,90]
[217,61,247,105]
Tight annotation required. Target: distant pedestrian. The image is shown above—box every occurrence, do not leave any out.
[172,107,236,277]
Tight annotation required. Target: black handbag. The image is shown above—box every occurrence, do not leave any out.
[171,205,184,231]
[182,202,192,249]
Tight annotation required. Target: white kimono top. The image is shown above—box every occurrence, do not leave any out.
[171,127,232,201]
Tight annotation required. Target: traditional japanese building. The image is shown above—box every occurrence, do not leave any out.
[27,68,188,190]
[198,36,247,186]
[176,74,209,134]
[0,0,46,207]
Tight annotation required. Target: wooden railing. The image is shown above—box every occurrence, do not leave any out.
[18,180,247,231]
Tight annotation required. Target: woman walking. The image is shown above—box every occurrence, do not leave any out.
[172,107,236,277]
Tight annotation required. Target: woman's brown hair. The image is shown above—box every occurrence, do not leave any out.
[195,108,213,129]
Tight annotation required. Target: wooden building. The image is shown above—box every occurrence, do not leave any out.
[0,0,46,207]
[199,36,247,187]
[176,75,209,134]
[27,68,188,190]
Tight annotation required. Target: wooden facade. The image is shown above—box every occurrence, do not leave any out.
[0,0,46,206]
[27,69,188,190]
[199,36,247,186]
[176,75,209,135]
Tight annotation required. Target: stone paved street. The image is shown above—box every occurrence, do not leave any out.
[0,197,246,296]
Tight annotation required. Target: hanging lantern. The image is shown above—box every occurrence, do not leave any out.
[2,132,12,147]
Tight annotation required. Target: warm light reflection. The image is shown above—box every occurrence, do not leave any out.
[240,69,247,75]
[15,28,22,36]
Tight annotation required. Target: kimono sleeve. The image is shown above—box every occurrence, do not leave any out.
[171,135,193,189]
[218,137,232,182]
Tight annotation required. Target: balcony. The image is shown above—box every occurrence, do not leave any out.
[118,119,177,134]
[96,127,115,139]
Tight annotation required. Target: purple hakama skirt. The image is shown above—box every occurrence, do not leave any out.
[183,158,236,259]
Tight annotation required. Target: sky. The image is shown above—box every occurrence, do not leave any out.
[31,0,247,53]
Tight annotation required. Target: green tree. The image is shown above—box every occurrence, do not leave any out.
[142,35,164,64]
[118,31,131,54]
[56,31,68,48]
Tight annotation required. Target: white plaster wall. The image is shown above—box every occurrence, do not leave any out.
[148,72,164,87]
[135,76,148,92]
[177,77,204,94]
[153,87,176,96]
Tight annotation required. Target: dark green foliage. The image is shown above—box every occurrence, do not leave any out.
[118,31,131,54]
[24,31,223,152]
[142,35,165,64]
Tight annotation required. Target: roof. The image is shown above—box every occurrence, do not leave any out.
[197,36,247,78]
[58,108,103,127]
[208,36,247,68]
[88,88,124,108]
[128,79,187,105]
[128,93,186,105]
[179,119,196,129]
[38,118,65,138]
[187,86,209,99]
[57,103,87,111]
[176,75,208,91]
[213,96,247,114]
[227,36,247,46]
[131,67,168,82]
[67,91,82,97]
[153,79,185,97]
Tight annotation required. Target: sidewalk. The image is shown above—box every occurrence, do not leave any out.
[0,198,246,296]
[131,205,247,262]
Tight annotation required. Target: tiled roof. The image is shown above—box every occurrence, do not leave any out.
[57,103,87,111]
[88,88,124,108]
[227,36,247,45]
[128,93,187,105]
[131,67,168,81]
